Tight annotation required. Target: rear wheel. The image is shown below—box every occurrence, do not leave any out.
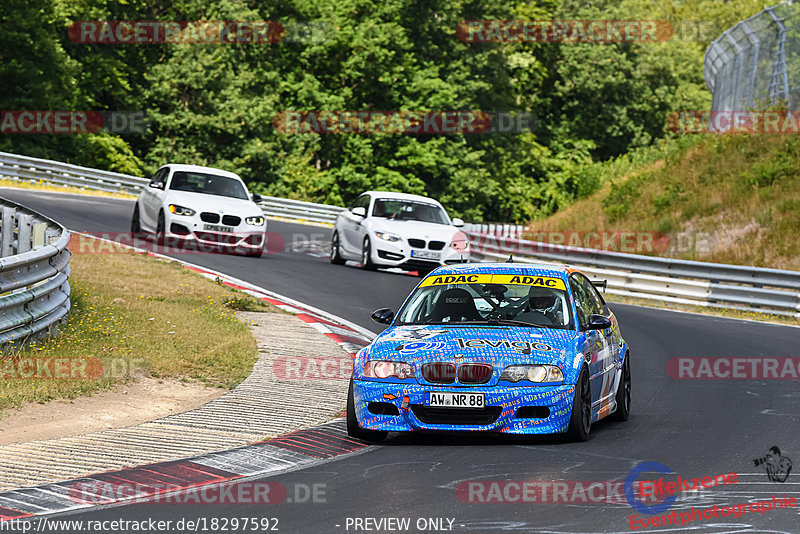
[360,237,376,270]
[330,232,345,265]
[346,379,387,442]
[611,353,631,421]
[567,367,592,441]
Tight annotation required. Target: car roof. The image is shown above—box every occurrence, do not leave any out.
[423,262,574,280]
[162,164,242,180]
[362,191,443,205]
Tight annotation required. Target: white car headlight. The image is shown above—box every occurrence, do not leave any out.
[375,231,402,242]
[168,204,195,216]
[245,216,265,226]
[500,365,564,383]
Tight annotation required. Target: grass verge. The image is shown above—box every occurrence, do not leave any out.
[0,239,278,414]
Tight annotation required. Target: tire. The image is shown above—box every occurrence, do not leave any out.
[330,232,345,265]
[155,211,166,246]
[130,204,141,233]
[611,352,631,422]
[346,379,387,442]
[360,237,376,270]
[567,367,592,442]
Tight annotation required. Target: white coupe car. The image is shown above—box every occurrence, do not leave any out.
[131,164,267,256]
[330,191,469,274]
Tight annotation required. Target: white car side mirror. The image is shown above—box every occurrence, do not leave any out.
[452,217,464,227]
[352,206,366,217]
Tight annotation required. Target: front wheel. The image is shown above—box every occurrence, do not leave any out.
[130,204,141,233]
[611,353,631,421]
[346,379,387,442]
[360,237,376,270]
[155,211,166,246]
[330,232,345,265]
[567,367,592,441]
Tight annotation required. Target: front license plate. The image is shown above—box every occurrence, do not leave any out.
[411,250,440,260]
[203,224,235,233]
[425,392,485,408]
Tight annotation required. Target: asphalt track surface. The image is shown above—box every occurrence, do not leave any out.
[3,188,800,534]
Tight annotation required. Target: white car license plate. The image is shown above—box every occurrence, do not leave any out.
[203,224,234,233]
[411,250,440,260]
[425,392,485,408]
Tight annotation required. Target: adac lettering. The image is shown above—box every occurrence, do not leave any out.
[428,274,479,285]
[455,338,552,353]
[509,275,558,287]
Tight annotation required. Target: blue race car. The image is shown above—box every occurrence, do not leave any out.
[347,263,630,442]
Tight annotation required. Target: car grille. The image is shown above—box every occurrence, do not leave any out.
[422,362,456,384]
[222,215,241,227]
[410,405,502,426]
[458,364,493,384]
[200,212,220,223]
[408,238,426,248]
[428,240,445,250]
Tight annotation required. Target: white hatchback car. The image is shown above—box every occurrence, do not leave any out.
[330,191,469,274]
[131,164,267,256]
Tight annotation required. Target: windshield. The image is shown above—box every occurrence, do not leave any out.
[396,275,574,329]
[169,171,249,200]
[372,199,449,224]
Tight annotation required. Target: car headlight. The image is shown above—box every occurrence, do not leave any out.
[168,204,195,216]
[375,231,402,242]
[245,216,265,226]
[500,365,564,383]
[451,231,469,251]
[363,360,415,379]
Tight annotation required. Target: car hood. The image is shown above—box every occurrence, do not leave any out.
[369,219,460,241]
[368,324,578,368]
[165,190,261,216]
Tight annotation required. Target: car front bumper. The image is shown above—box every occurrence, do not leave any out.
[165,215,266,253]
[352,379,575,435]
[373,239,470,268]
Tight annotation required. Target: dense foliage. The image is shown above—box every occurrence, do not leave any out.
[0,0,773,221]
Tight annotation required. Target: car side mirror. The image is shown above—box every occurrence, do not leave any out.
[149,182,163,190]
[371,308,394,325]
[452,217,464,227]
[252,193,262,203]
[352,206,366,217]
[586,314,612,330]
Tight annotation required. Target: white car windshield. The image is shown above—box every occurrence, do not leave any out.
[396,282,574,329]
[372,199,449,225]
[169,171,249,200]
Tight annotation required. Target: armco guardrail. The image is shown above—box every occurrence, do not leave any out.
[466,232,800,318]
[259,195,345,225]
[0,151,149,195]
[0,197,71,346]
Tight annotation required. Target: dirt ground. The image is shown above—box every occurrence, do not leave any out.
[0,377,225,445]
